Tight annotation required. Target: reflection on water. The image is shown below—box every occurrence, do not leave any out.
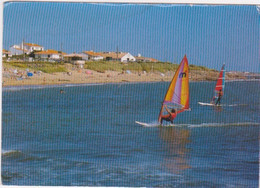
[159,127,191,174]
[214,105,223,112]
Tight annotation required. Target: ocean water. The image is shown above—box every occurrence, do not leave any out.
[2,81,259,186]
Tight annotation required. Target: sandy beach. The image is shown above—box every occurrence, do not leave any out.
[3,64,254,87]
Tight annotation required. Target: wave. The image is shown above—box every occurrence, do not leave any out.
[187,122,259,128]
[2,83,106,91]
[138,121,259,128]
[2,150,47,162]
[2,85,55,91]
[198,102,248,107]
[1,170,24,182]
[2,150,23,157]
[225,79,259,82]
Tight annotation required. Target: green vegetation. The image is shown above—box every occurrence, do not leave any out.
[3,61,67,73]
[84,61,124,73]
[85,61,181,73]
[3,60,215,74]
[190,64,214,71]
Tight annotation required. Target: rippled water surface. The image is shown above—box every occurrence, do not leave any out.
[2,81,259,186]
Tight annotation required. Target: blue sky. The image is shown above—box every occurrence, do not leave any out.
[3,2,259,72]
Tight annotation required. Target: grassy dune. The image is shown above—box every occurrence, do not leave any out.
[84,61,211,73]
[3,61,68,73]
[4,60,212,74]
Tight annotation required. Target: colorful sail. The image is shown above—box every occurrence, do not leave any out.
[158,55,189,121]
[212,64,225,102]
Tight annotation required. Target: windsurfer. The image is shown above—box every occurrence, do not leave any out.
[156,55,189,126]
[215,89,223,105]
[159,105,177,124]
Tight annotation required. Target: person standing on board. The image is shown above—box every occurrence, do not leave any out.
[159,105,177,124]
[215,89,223,105]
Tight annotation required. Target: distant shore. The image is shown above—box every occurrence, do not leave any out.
[3,69,256,88]
[2,61,258,87]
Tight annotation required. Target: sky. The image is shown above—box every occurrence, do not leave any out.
[2,2,259,72]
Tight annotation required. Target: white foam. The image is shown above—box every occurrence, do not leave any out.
[2,83,106,91]
[2,149,22,156]
[188,122,259,128]
[137,121,259,128]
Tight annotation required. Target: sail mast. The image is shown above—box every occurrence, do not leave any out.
[158,55,189,122]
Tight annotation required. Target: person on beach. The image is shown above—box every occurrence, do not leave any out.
[215,89,223,105]
[159,105,177,124]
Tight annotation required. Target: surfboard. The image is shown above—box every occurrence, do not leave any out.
[198,102,216,106]
[198,102,242,107]
[135,121,161,127]
[135,121,150,126]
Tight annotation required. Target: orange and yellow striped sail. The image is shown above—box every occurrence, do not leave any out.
[158,55,189,121]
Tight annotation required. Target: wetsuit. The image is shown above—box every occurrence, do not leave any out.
[160,113,176,124]
[215,91,223,105]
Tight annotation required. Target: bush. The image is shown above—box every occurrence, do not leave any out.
[3,61,67,73]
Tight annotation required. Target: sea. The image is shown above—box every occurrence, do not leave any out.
[1,81,259,187]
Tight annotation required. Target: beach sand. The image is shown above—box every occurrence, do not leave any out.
[2,66,250,87]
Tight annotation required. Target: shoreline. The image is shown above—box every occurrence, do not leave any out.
[2,79,258,91]
[3,66,258,88]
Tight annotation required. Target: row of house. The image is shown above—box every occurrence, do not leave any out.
[3,42,159,63]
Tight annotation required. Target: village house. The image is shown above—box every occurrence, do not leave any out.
[135,54,158,63]
[9,45,28,56]
[2,49,12,58]
[9,42,44,56]
[81,51,104,61]
[98,51,136,62]
[63,53,84,62]
[23,43,44,53]
[34,49,66,61]
[64,53,86,68]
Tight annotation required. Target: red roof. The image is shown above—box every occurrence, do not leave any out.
[98,52,128,59]
[24,43,43,47]
[83,51,103,57]
[135,56,158,62]
[35,49,66,55]
[2,49,11,54]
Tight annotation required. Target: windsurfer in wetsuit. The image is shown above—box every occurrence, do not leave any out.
[215,89,223,105]
[159,105,177,124]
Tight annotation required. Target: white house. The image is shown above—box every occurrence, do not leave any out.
[9,42,44,56]
[23,43,44,53]
[34,49,66,61]
[9,45,28,56]
[121,53,136,63]
[98,52,135,62]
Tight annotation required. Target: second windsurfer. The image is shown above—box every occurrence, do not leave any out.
[215,89,223,105]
